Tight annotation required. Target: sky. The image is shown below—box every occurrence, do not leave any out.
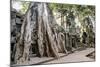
[12,1,22,11]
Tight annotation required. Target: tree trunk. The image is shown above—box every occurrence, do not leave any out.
[37,3,59,58]
[13,2,69,64]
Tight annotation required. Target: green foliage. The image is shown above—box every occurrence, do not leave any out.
[49,3,95,17]
[20,2,30,14]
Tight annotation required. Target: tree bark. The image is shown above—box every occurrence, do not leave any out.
[14,2,58,64]
[14,2,69,64]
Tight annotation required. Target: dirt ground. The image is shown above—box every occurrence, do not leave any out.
[12,48,95,66]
